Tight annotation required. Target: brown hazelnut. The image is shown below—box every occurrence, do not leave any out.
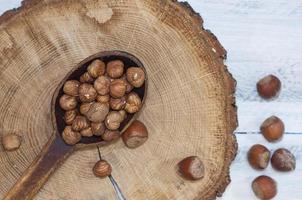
[101,130,120,142]
[80,127,93,137]
[93,160,112,178]
[177,156,204,181]
[87,59,105,78]
[72,116,89,131]
[63,80,80,96]
[119,110,127,120]
[2,134,22,151]
[105,111,123,130]
[126,67,146,88]
[62,126,81,145]
[79,83,97,102]
[106,60,124,78]
[260,116,284,142]
[121,75,134,93]
[96,95,110,104]
[80,72,94,83]
[91,122,106,136]
[271,148,296,172]
[109,97,126,110]
[64,109,78,125]
[247,144,270,170]
[79,102,93,116]
[86,102,109,123]
[94,76,110,95]
[257,74,281,99]
[110,79,126,98]
[59,94,78,111]
[252,175,277,200]
[125,92,142,113]
[122,120,148,148]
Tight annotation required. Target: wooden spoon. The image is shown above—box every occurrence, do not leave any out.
[4,51,147,200]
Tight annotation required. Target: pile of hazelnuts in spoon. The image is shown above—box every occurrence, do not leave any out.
[59,59,148,147]
[248,74,296,200]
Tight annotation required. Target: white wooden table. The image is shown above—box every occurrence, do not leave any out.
[1,0,301,199]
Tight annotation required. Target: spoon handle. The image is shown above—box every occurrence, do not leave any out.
[3,135,74,200]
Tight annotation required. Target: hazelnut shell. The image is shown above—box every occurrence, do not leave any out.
[177,156,204,181]
[122,120,148,149]
[271,148,296,172]
[247,144,270,170]
[260,116,284,142]
[252,175,277,200]
[257,74,281,99]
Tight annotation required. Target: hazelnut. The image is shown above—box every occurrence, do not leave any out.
[105,111,123,130]
[87,59,105,78]
[271,148,296,172]
[72,116,89,131]
[80,127,93,137]
[106,60,124,78]
[125,92,142,113]
[110,79,126,98]
[252,175,277,200]
[80,102,93,116]
[260,116,284,142]
[64,109,78,125]
[93,160,112,178]
[79,83,97,102]
[94,76,110,95]
[59,94,78,111]
[63,80,80,96]
[86,102,109,122]
[121,75,134,93]
[91,122,106,136]
[109,97,126,110]
[96,95,110,104]
[177,156,204,181]
[257,74,281,99]
[101,130,120,142]
[122,120,148,149]
[126,67,145,88]
[247,144,270,170]
[62,126,81,145]
[2,134,22,151]
[119,110,127,120]
[80,72,94,83]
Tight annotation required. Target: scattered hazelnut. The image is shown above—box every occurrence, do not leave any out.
[87,59,105,78]
[177,156,204,181]
[91,122,106,136]
[62,126,81,145]
[126,67,145,88]
[80,127,93,137]
[101,130,120,142]
[121,75,134,93]
[72,116,89,131]
[105,111,123,130]
[93,160,112,178]
[80,72,94,83]
[79,83,97,102]
[96,95,110,104]
[94,76,110,95]
[252,175,277,200]
[86,102,109,122]
[257,74,281,99]
[110,79,126,98]
[260,116,284,142]
[247,144,270,170]
[122,120,148,148]
[2,134,22,151]
[125,92,142,113]
[59,94,78,111]
[79,102,93,116]
[106,60,124,78]
[271,148,296,172]
[64,109,78,125]
[63,80,80,96]
[119,110,127,120]
[109,97,126,110]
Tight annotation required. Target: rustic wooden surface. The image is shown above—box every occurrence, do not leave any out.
[0,0,237,200]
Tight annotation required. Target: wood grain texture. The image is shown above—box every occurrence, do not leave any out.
[0,0,237,199]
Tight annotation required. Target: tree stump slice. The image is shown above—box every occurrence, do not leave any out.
[0,0,238,199]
